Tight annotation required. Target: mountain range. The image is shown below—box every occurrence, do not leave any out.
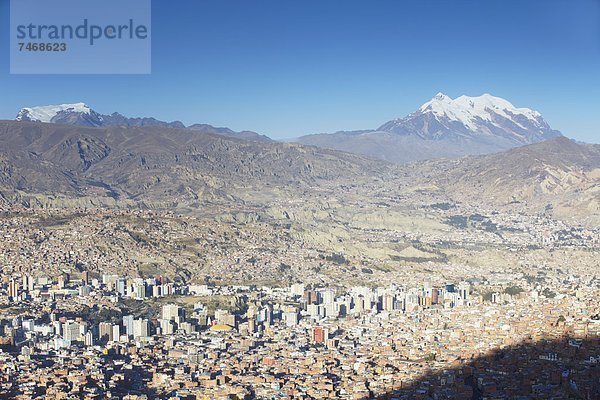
[14,94,565,163]
[296,93,563,163]
[5,94,598,225]
[0,120,385,210]
[0,118,597,225]
[16,103,271,142]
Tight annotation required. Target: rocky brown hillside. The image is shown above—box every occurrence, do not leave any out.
[0,121,598,227]
[0,120,389,209]
[431,137,600,224]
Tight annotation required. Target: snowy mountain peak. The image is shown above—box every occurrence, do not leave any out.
[416,93,543,131]
[376,92,562,145]
[16,103,94,123]
[433,92,450,101]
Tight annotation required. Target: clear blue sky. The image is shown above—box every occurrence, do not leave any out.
[1,0,599,142]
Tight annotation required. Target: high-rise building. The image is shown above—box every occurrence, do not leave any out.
[382,294,394,311]
[458,282,470,301]
[81,271,89,285]
[312,326,327,344]
[112,324,120,342]
[8,279,19,300]
[353,295,365,314]
[304,290,318,305]
[162,304,182,321]
[283,309,299,327]
[161,283,174,296]
[319,288,336,305]
[116,277,127,296]
[246,305,257,330]
[123,315,134,338]
[63,321,81,342]
[22,319,35,331]
[324,303,338,318]
[102,274,119,289]
[339,299,350,316]
[179,322,195,335]
[134,283,146,299]
[431,288,439,304]
[84,331,94,346]
[22,274,29,293]
[132,319,149,339]
[99,322,113,342]
[53,321,62,336]
[215,309,235,327]
[159,319,175,335]
[79,321,88,336]
[57,274,68,289]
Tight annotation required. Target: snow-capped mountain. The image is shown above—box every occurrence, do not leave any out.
[15,103,182,128]
[297,93,563,163]
[378,92,560,144]
[16,103,105,126]
[14,103,271,141]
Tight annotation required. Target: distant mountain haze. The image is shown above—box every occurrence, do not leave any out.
[297,93,563,163]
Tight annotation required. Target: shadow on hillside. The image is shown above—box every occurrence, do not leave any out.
[369,335,600,399]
